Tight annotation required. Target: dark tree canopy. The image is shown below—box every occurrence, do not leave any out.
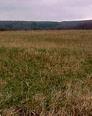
[0,20,92,30]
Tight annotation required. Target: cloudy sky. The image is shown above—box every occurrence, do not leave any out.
[0,0,92,21]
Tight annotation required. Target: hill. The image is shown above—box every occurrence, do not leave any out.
[0,20,92,30]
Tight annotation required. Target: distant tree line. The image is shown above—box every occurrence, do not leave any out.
[0,20,92,30]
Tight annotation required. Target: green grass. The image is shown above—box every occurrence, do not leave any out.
[0,30,92,116]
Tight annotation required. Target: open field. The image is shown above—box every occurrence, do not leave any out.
[0,30,92,116]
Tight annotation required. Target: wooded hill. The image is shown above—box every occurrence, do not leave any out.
[0,20,92,30]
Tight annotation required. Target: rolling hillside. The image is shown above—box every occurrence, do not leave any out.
[0,20,92,30]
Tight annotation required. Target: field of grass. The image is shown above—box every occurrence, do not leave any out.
[0,30,92,116]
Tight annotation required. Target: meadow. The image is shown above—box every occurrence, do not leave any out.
[0,30,92,116]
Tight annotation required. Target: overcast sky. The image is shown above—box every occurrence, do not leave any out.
[0,0,92,21]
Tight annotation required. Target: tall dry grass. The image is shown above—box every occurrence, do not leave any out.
[0,30,92,116]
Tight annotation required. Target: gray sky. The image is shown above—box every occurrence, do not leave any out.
[0,0,92,21]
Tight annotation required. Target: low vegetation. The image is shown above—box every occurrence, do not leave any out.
[0,30,92,116]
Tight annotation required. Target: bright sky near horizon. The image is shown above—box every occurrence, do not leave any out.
[0,0,92,21]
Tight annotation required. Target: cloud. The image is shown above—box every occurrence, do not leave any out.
[0,0,92,21]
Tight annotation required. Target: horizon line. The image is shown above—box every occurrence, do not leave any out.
[0,18,92,22]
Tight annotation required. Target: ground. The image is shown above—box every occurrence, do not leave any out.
[0,30,92,116]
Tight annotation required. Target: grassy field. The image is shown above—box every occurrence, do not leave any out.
[0,30,92,116]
